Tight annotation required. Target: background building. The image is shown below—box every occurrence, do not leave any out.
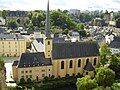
[0,34,26,57]
[6,11,27,26]
[69,9,80,17]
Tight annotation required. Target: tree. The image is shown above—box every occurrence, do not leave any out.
[78,30,87,37]
[109,54,120,79]
[95,67,115,88]
[2,10,8,19]
[0,56,4,67]
[7,21,18,30]
[50,10,78,32]
[17,19,20,24]
[27,78,32,84]
[76,75,98,90]
[25,17,30,27]
[19,78,25,86]
[100,43,111,65]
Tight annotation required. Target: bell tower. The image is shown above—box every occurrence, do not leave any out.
[44,0,53,58]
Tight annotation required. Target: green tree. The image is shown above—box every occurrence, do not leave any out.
[95,67,115,88]
[109,54,120,79]
[7,21,18,30]
[2,10,8,19]
[50,10,78,32]
[25,17,30,27]
[31,15,37,26]
[78,30,87,37]
[100,43,111,66]
[20,78,25,85]
[0,56,4,67]
[27,78,32,83]
[17,18,20,24]
[76,75,98,90]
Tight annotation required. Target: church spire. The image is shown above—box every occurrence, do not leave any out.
[45,0,51,38]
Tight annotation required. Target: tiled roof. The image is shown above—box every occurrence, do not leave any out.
[114,37,120,42]
[18,52,52,68]
[109,41,120,48]
[52,42,100,59]
[0,34,24,40]
[83,62,94,71]
[8,11,27,17]
[53,38,65,43]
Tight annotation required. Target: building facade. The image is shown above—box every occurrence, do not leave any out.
[6,11,27,26]
[12,0,100,82]
[12,40,100,82]
[0,34,26,57]
[69,9,80,16]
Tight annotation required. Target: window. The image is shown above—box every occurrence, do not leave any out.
[48,50,50,52]
[25,71,28,73]
[29,70,32,73]
[69,60,73,68]
[61,61,64,69]
[9,42,10,44]
[49,69,50,71]
[86,59,89,64]
[41,70,45,72]
[48,41,50,45]
[2,42,4,44]
[42,74,45,77]
[49,74,50,78]
[30,75,32,78]
[21,71,24,73]
[15,49,17,51]
[94,58,97,65]
[21,76,24,78]
[26,75,28,78]
[78,59,81,67]
[15,42,17,44]
[86,72,88,75]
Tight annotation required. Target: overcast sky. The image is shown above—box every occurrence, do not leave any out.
[0,0,120,11]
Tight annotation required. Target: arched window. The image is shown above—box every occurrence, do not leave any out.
[61,61,64,69]
[86,58,89,64]
[48,41,50,45]
[69,60,73,68]
[94,58,97,65]
[78,59,81,67]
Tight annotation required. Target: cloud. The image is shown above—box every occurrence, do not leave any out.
[112,0,120,3]
[0,0,120,11]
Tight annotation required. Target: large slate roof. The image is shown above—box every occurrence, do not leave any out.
[18,52,52,68]
[83,62,94,71]
[52,42,100,59]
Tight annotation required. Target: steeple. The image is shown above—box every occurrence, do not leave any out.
[45,0,51,38]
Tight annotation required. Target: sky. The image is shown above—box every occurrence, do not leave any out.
[0,0,120,11]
